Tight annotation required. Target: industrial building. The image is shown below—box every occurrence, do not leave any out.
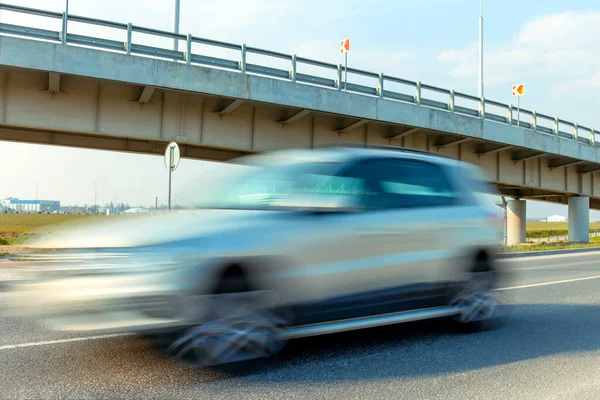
[1,198,61,213]
[546,215,567,222]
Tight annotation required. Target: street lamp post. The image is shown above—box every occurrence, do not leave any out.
[478,0,484,99]
[172,0,180,52]
[113,189,117,214]
[92,182,97,214]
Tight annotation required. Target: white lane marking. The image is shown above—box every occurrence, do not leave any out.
[499,251,600,263]
[498,274,600,291]
[0,333,132,351]
[507,259,600,271]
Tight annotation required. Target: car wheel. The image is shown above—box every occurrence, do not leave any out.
[451,261,502,331]
[165,288,289,367]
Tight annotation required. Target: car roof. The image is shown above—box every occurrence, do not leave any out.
[237,146,471,170]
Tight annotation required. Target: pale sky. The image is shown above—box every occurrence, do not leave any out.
[1,0,600,217]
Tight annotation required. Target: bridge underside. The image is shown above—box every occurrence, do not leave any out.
[0,123,249,162]
[2,65,600,212]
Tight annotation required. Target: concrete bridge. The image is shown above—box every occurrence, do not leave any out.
[1,3,599,245]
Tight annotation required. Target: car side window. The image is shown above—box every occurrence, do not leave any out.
[342,158,460,210]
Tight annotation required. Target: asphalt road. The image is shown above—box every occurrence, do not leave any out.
[0,251,598,399]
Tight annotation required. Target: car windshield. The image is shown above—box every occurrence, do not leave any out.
[190,160,363,210]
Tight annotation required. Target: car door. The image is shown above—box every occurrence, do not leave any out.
[281,156,466,322]
[333,157,467,300]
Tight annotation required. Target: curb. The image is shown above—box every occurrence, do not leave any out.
[498,246,600,259]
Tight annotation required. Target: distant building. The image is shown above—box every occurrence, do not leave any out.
[0,199,10,210]
[546,215,567,222]
[64,206,89,214]
[123,207,150,214]
[1,198,60,213]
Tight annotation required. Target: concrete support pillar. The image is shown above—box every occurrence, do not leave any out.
[507,199,526,246]
[568,196,589,243]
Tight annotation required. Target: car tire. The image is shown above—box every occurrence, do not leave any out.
[451,258,502,332]
[165,274,290,368]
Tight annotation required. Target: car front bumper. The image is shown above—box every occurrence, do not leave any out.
[5,261,206,334]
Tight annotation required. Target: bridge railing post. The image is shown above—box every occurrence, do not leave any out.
[125,23,132,55]
[377,73,384,99]
[592,129,596,144]
[60,12,68,45]
[185,34,192,64]
[531,111,537,131]
[554,117,559,135]
[415,81,421,105]
[336,64,342,91]
[240,44,247,73]
[290,54,297,83]
[507,105,512,125]
[479,97,485,119]
[573,123,579,140]
[449,89,455,112]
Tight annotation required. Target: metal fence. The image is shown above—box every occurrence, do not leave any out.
[0,3,597,145]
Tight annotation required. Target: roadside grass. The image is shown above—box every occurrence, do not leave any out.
[525,221,600,231]
[503,236,600,253]
[0,214,101,245]
[526,221,600,239]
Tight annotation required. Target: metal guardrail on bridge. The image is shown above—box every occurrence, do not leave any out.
[0,3,597,145]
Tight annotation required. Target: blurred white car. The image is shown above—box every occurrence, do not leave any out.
[9,146,504,367]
